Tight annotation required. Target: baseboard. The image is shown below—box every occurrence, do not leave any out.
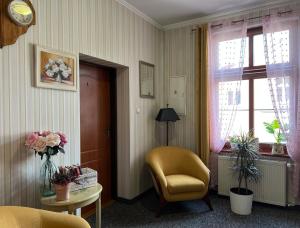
[116,187,217,204]
[116,187,156,204]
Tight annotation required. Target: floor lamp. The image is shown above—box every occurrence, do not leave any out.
[156,107,180,146]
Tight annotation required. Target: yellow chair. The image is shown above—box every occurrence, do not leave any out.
[0,206,91,228]
[146,146,212,216]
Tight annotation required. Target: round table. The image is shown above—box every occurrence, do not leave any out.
[41,183,102,228]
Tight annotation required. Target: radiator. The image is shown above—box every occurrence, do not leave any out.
[218,155,287,206]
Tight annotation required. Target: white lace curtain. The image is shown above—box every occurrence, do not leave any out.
[208,21,247,153]
[263,15,300,199]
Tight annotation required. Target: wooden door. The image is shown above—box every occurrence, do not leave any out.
[80,62,113,216]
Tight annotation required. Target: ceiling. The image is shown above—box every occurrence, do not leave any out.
[123,0,285,25]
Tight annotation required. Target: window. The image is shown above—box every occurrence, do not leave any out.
[218,38,249,69]
[222,27,289,147]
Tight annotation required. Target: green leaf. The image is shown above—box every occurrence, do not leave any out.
[47,147,53,156]
[58,147,65,154]
[264,122,275,134]
[271,119,280,129]
[52,149,59,156]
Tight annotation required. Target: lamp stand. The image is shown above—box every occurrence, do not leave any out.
[166,121,169,146]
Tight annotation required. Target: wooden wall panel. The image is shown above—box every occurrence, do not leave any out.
[0,0,164,206]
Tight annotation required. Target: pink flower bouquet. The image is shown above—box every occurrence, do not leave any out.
[25,131,68,160]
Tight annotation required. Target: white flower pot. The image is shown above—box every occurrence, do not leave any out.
[272,143,284,155]
[230,188,253,215]
[230,143,238,150]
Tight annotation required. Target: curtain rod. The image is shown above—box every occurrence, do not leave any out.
[191,9,292,31]
[211,10,292,28]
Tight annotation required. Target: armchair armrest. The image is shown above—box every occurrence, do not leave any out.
[41,210,91,228]
[0,207,91,228]
[147,160,167,189]
[183,152,210,186]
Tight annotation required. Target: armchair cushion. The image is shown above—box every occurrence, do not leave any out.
[166,174,205,194]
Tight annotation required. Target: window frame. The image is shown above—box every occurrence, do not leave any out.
[244,27,267,133]
[226,26,288,155]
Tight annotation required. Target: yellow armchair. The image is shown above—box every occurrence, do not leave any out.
[146,146,212,216]
[0,206,90,228]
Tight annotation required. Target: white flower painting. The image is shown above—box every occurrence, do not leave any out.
[35,45,77,91]
[44,58,72,82]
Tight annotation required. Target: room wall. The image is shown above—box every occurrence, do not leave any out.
[0,0,164,207]
[164,26,197,152]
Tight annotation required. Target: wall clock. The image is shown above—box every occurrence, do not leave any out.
[7,0,34,26]
[0,0,36,48]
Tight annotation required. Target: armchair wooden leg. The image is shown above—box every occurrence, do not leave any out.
[203,194,213,211]
[156,196,167,217]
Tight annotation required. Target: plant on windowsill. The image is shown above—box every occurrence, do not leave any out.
[51,166,80,201]
[229,135,239,150]
[263,119,285,155]
[230,131,260,215]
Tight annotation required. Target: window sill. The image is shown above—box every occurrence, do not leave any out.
[222,142,289,158]
[220,149,290,158]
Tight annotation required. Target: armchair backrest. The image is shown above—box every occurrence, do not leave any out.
[146,146,200,177]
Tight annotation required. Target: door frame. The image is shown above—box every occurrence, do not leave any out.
[79,54,131,200]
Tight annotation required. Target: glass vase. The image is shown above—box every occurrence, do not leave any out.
[40,156,57,197]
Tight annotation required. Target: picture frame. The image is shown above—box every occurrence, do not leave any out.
[139,61,155,98]
[35,45,78,91]
[168,76,186,115]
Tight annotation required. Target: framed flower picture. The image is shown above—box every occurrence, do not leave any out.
[35,45,78,91]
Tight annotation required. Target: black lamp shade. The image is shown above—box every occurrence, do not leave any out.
[156,108,180,122]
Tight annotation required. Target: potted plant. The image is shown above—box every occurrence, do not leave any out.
[229,135,239,150]
[51,166,79,201]
[230,132,260,215]
[263,119,285,155]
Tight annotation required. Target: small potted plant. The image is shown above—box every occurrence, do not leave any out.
[263,119,285,155]
[230,131,260,215]
[51,166,79,201]
[229,135,239,150]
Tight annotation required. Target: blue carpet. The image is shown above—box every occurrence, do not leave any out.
[87,190,300,228]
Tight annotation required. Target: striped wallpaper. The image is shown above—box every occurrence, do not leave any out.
[0,0,164,207]
[164,26,197,152]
